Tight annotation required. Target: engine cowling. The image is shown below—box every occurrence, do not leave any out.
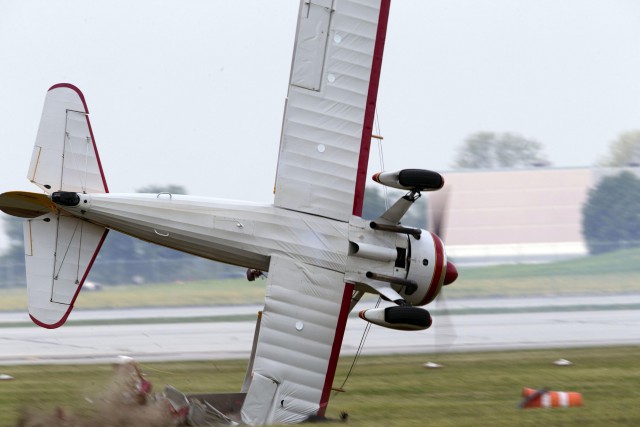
[392,231,457,306]
[346,215,457,314]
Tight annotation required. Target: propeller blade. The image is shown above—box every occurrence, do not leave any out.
[433,290,457,353]
[428,184,450,240]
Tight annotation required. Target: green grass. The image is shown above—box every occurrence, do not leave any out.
[446,271,640,299]
[1,346,639,426]
[460,246,640,280]
[442,247,640,299]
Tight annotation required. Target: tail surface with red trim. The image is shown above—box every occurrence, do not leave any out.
[3,84,109,328]
[25,212,108,328]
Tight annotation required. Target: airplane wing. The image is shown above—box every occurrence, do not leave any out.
[241,256,353,424]
[273,0,390,222]
[243,0,391,422]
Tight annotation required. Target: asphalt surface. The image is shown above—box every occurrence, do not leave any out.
[1,294,639,365]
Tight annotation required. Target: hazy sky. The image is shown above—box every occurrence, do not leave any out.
[1,0,640,249]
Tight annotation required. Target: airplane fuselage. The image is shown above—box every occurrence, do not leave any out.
[54,190,452,309]
[63,193,350,274]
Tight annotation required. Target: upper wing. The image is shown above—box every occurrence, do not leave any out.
[274,0,390,221]
[241,256,353,424]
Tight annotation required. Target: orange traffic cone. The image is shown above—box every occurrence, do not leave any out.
[520,387,583,409]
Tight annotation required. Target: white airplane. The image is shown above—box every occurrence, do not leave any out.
[0,0,457,424]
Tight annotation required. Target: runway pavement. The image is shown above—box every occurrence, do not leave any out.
[1,294,639,365]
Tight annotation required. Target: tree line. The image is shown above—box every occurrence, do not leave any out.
[451,129,640,169]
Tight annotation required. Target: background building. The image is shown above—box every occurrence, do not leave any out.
[431,167,639,266]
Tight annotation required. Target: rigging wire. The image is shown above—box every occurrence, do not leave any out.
[333,296,382,395]
[374,109,389,210]
[53,218,81,280]
[334,109,389,395]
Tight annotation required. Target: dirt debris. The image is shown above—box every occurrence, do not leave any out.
[17,359,173,427]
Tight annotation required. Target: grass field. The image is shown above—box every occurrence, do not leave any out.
[1,346,639,426]
[2,248,639,312]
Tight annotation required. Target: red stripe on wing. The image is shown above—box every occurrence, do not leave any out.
[319,0,391,416]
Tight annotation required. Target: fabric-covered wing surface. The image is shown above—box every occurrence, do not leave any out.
[241,256,352,424]
[244,0,391,422]
[274,0,388,222]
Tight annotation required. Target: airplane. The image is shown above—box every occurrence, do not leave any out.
[0,0,457,424]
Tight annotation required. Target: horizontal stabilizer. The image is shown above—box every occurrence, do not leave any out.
[25,213,107,328]
[28,83,108,195]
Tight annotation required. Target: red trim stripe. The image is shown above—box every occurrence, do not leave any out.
[352,0,391,217]
[420,232,445,306]
[29,228,109,329]
[85,114,109,193]
[319,0,391,416]
[318,283,354,417]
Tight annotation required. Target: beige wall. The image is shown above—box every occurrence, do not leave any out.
[431,168,594,247]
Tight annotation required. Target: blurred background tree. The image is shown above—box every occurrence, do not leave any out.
[582,171,640,255]
[0,215,25,287]
[599,130,640,167]
[453,132,549,169]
